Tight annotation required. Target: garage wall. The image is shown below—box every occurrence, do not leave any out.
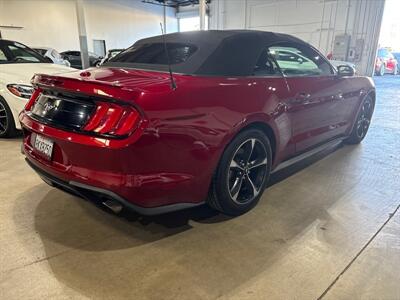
[0,0,177,53]
[209,0,385,76]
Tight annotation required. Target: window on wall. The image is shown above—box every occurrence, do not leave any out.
[179,16,208,32]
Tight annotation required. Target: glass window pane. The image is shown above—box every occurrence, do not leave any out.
[269,45,331,77]
[111,43,197,65]
[253,49,280,76]
[0,49,7,61]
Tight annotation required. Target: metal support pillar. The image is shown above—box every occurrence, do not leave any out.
[199,0,206,30]
[76,0,90,69]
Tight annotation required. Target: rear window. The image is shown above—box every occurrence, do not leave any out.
[377,49,389,57]
[109,43,197,65]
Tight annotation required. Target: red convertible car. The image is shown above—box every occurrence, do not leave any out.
[20,30,375,216]
[375,48,398,76]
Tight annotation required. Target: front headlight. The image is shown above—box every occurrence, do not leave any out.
[7,84,34,99]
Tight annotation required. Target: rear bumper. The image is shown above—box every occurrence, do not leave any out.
[25,157,204,215]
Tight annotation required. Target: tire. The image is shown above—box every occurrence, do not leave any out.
[379,65,385,76]
[345,95,374,145]
[207,128,272,215]
[393,64,398,75]
[0,96,17,138]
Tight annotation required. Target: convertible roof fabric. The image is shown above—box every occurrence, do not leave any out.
[105,30,309,76]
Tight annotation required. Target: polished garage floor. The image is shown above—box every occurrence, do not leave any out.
[1,77,399,300]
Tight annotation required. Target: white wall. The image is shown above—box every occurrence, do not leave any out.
[0,0,79,51]
[84,0,177,52]
[209,0,385,76]
[379,0,400,50]
[0,0,178,53]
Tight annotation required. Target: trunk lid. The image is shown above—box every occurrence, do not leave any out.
[26,67,172,138]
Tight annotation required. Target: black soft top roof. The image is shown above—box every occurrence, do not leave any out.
[105,30,310,76]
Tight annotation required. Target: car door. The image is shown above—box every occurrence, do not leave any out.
[268,43,347,153]
[252,48,295,162]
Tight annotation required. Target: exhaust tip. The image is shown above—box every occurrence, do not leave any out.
[102,199,123,214]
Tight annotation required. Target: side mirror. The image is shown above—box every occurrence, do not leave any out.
[337,65,355,76]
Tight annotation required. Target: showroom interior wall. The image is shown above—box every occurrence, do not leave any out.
[0,0,177,53]
[209,0,385,76]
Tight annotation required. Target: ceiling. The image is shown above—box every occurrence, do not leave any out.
[142,0,210,8]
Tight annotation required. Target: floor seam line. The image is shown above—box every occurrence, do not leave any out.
[1,233,116,275]
[317,202,400,300]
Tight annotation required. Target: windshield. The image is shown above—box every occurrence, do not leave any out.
[0,41,47,64]
[377,48,389,58]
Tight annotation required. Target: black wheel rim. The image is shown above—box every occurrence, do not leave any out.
[0,102,8,135]
[228,138,268,205]
[356,98,373,139]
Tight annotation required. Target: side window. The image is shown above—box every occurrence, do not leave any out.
[253,49,280,76]
[8,45,41,63]
[0,49,7,62]
[268,44,332,77]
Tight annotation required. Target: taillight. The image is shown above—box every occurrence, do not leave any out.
[83,102,141,137]
[25,88,42,111]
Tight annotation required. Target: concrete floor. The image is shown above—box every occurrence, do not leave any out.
[0,76,399,300]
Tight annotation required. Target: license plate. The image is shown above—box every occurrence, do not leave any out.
[33,134,54,160]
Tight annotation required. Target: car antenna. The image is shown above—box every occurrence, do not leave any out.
[160,22,177,90]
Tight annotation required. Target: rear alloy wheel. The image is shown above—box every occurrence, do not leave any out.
[208,129,272,215]
[345,96,374,144]
[0,97,17,138]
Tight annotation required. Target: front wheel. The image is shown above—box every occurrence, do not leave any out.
[208,129,272,215]
[0,97,17,138]
[345,95,374,144]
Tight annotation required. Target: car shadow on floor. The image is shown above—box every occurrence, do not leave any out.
[37,141,345,240]
[16,140,345,255]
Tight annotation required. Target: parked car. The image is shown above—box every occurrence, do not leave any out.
[375,48,398,76]
[0,39,73,138]
[392,52,400,74]
[97,48,124,66]
[20,31,375,216]
[60,50,102,69]
[33,47,71,67]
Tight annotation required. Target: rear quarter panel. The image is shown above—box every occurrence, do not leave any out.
[130,74,291,203]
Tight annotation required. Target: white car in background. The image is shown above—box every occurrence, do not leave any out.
[0,39,74,138]
[33,47,71,67]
